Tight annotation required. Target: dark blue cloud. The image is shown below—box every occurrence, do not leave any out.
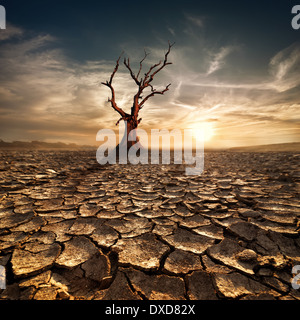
[2,0,299,62]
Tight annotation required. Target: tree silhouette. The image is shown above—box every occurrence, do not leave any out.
[102,42,174,152]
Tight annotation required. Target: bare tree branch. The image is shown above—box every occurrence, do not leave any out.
[124,57,141,86]
[101,53,128,118]
[136,49,149,80]
[141,41,174,87]
[142,61,162,86]
[101,42,174,129]
[133,41,175,115]
[138,83,171,107]
[147,41,174,84]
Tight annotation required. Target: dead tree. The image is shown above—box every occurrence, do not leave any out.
[102,42,174,151]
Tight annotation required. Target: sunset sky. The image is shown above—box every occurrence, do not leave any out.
[0,0,299,148]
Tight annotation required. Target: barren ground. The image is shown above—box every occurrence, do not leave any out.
[0,150,299,300]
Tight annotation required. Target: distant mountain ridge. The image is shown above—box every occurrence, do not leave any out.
[0,140,299,152]
[228,142,300,152]
[0,140,95,150]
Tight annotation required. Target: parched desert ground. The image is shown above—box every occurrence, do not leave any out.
[0,150,299,300]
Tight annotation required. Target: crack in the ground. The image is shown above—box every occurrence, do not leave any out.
[0,151,299,300]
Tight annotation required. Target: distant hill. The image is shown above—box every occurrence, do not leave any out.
[0,140,95,150]
[228,142,300,152]
[1,140,299,152]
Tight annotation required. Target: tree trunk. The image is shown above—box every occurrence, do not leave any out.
[116,117,142,159]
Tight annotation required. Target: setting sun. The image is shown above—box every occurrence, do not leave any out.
[190,122,215,142]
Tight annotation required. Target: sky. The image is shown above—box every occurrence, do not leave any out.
[0,0,299,148]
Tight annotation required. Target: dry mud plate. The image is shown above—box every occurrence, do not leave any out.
[0,150,300,300]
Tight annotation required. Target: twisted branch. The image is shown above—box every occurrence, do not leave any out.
[101,53,128,118]
[101,42,174,125]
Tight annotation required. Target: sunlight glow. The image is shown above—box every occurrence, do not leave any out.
[190,122,215,142]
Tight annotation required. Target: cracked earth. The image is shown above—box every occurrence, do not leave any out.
[0,150,300,300]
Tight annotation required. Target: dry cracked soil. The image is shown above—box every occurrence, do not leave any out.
[0,150,299,300]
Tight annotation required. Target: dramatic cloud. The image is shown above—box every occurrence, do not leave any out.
[0,29,106,144]
[0,20,299,147]
[184,14,204,28]
[269,43,300,92]
[206,46,235,75]
[0,23,23,41]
